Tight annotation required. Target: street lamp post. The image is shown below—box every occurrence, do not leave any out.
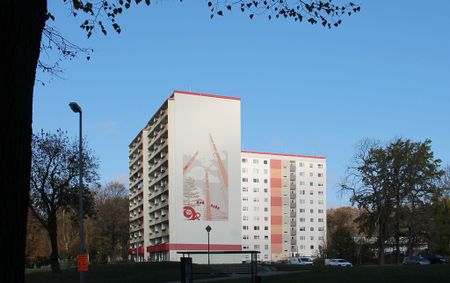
[205,225,212,265]
[69,102,85,283]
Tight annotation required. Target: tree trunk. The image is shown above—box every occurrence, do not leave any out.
[48,219,61,273]
[1,1,47,282]
[395,194,401,265]
[378,218,385,265]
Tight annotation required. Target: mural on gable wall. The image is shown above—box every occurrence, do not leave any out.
[182,134,229,221]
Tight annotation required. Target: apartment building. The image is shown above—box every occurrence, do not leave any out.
[129,90,327,263]
[240,151,327,262]
[129,91,242,262]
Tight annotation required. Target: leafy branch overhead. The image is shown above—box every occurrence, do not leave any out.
[40,0,360,75]
[208,0,361,27]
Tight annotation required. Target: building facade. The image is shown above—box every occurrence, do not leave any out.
[129,90,326,263]
[240,151,327,262]
[129,91,242,262]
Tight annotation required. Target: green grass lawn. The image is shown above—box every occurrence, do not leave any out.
[231,264,450,283]
[25,262,217,283]
[25,263,450,283]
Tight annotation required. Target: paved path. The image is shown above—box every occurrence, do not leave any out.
[165,270,311,283]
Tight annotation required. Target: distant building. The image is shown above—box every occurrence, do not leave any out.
[129,90,326,263]
[240,151,326,262]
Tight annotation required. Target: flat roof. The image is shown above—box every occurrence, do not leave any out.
[241,150,326,160]
[172,90,241,101]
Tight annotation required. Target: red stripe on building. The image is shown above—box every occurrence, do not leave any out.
[128,247,145,255]
[271,234,282,244]
[271,197,282,206]
[271,215,282,225]
[147,243,242,253]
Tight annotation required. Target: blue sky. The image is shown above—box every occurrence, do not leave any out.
[34,1,450,208]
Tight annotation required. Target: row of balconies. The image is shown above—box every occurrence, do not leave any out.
[129,195,143,210]
[129,135,142,154]
[149,235,169,246]
[149,221,169,238]
[149,193,168,213]
[148,137,167,153]
[149,168,169,188]
[129,222,143,233]
[129,207,144,221]
[149,157,168,177]
[129,180,143,199]
[149,208,168,225]
[129,147,142,165]
[148,122,168,147]
[147,108,167,133]
[149,177,168,196]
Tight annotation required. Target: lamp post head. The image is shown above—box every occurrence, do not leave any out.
[205,225,212,233]
[69,102,82,113]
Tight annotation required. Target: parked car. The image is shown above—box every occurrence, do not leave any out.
[325,259,353,267]
[402,256,431,265]
[290,257,314,265]
[424,254,447,264]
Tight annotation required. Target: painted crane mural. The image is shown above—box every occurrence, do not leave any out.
[183,134,229,221]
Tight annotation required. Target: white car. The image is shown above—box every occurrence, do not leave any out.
[326,259,353,267]
[290,257,314,265]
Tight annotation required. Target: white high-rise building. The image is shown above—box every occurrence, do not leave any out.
[129,90,326,263]
[240,151,327,262]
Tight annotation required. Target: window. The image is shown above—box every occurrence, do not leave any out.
[310,200,314,204]
[299,236,306,240]
[243,235,249,239]
[299,172,305,177]
[299,227,305,231]
[242,196,248,201]
[253,159,259,164]
[310,182,314,186]
[254,244,260,250]
[299,181,305,186]
[254,235,260,240]
[264,179,268,184]
[309,163,313,168]
[242,178,248,182]
[253,216,260,221]
[299,218,305,222]
[264,216,269,221]
[310,236,314,240]
[243,206,248,211]
[264,245,269,250]
[309,172,314,177]
[310,209,314,213]
[318,200,324,205]
[242,158,247,163]
[242,187,248,192]
[254,226,260,230]
[318,218,324,223]
[253,178,259,183]
[243,225,249,230]
[263,160,268,164]
[319,236,324,240]
[242,168,248,173]
[299,190,305,195]
[310,245,315,250]
[318,191,324,196]
[318,173,323,177]
[253,187,259,193]
[264,226,269,230]
[318,227,324,231]
[318,164,323,169]
[264,207,268,212]
[310,227,315,231]
[310,218,314,222]
[253,168,259,174]
[299,208,305,213]
[253,197,259,203]
[264,169,268,174]
[299,162,304,167]
[310,190,314,195]
[243,215,248,221]
[299,245,305,250]
[253,207,259,212]
[264,188,268,193]
[299,199,305,204]
[318,183,324,187]
[318,209,324,213]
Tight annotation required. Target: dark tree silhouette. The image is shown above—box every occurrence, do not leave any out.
[2,1,360,282]
[29,130,98,272]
